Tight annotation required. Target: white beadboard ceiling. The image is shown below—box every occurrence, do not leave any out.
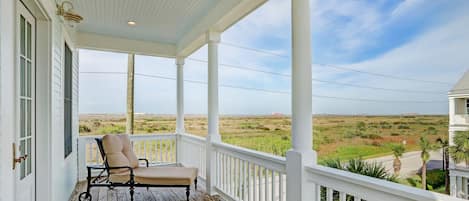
[72,0,267,57]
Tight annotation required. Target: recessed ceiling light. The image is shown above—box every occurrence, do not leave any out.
[127,21,136,26]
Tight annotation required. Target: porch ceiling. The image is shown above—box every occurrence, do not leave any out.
[72,0,266,57]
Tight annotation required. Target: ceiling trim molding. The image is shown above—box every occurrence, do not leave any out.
[76,32,177,58]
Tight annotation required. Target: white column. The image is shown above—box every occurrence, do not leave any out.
[176,57,185,165]
[176,57,185,134]
[449,97,456,146]
[286,0,317,201]
[206,31,221,195]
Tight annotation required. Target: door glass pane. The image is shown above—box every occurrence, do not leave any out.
[27,22,31,59]
[27,61,31,97]
[20,16,25,56]
[27,100,31,137]
[20,99,25,138]
[20,58,25,96]
[20,140,25,179]
[27,138,31,175]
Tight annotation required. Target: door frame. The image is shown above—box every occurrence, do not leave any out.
[14,0,52,201]
[15,3,37,201]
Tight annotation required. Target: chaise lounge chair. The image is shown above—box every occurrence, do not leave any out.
[78,134,198,201]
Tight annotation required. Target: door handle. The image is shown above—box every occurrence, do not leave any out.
[12,143,28,170]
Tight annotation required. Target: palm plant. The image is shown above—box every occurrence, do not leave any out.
[436,137,449,194]
[419,135,436,190]
[391,144,405,176]
[449,131,469,167]
[322,158,396,182]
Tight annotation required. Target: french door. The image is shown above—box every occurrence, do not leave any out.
[15,1,36,201]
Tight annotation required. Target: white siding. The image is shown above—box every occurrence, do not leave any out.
[0,0,17,201]
[50,18,79,201]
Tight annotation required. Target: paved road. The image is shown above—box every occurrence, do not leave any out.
[366,150,445,177]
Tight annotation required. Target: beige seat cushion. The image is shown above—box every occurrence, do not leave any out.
[102,134,139,173]
[109,166,198,186]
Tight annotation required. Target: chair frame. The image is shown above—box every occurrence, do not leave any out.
[78,138,197,201]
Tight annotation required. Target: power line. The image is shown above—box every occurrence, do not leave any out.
[220,42,289,58]
[187,58,446,94]
[79,71,446,104]
[220,42,453,86]
[316,63,453,85]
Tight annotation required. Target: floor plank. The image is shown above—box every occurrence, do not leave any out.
[70,181,220,201]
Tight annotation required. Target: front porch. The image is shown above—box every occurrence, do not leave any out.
[75,133,460,201]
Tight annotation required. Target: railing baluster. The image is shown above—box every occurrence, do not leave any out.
[144,140,147,160]
[271,170,275,201]
[326,187,333,201]
[94,144,99,165]
[238,158,241,199]
[254,165,257,201]
[247,162,251,201]
[243,160,247,201]
[264,168,269,201]
[159,139,163,163]
[88,143,92,165]
[339,192,346,201]
[259,166,262,201]
[279,173,283,201]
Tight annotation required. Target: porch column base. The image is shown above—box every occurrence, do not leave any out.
[286,149,317,201]
[206,135,221,195]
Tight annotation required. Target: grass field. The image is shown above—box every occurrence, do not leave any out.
[79,114,448,162]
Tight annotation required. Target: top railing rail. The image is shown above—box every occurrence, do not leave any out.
[307,165,464,201]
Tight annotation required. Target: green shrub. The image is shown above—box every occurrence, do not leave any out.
[97,125,125,134]
[425,169,445,188]
[398,125,410,129]
[426,127,438,135]
[79,125,92,133]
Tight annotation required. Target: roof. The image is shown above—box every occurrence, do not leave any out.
[449,70,469,96]
[73,0,266,58]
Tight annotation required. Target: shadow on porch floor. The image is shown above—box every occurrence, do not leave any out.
[69,181,221,201]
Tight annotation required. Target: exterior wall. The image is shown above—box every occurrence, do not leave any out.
[0,1,17,201]
[0,0,79,200]
[50,14,79,201]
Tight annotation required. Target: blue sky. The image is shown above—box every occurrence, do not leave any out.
[79,0,469,115]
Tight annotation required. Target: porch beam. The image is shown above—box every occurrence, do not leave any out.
[76,32,177,58]
[286,0,317,201]
[206,31,221,195]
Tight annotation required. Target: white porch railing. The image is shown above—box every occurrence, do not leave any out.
[213,142,287,201]
[307,165,462,201]
[454,114,469,125]
[450,168,469,199]
[77,133,464,201]
[77,133,177,180]
[178,133,207,179]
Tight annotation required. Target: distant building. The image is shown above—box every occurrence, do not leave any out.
[449,71,469,145]
[448,70,469,198]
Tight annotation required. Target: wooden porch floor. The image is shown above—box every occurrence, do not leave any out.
[69,181,221,201]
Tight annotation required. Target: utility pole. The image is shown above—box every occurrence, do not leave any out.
[126,54,135,134]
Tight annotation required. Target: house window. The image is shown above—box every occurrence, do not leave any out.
[64,43,73,158]
[466,99,469,114]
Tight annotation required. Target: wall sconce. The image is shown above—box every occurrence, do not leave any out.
[56,1,83,28]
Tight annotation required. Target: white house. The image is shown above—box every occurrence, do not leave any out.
[449,71,469,144]
[449,71,469,199]
[0,0,465,201]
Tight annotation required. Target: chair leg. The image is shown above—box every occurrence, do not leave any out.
[130,186,135,201]
[186,186,190,201]
[195,178,198,190]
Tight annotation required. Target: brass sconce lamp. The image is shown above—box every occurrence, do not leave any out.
[56,1,83,28]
